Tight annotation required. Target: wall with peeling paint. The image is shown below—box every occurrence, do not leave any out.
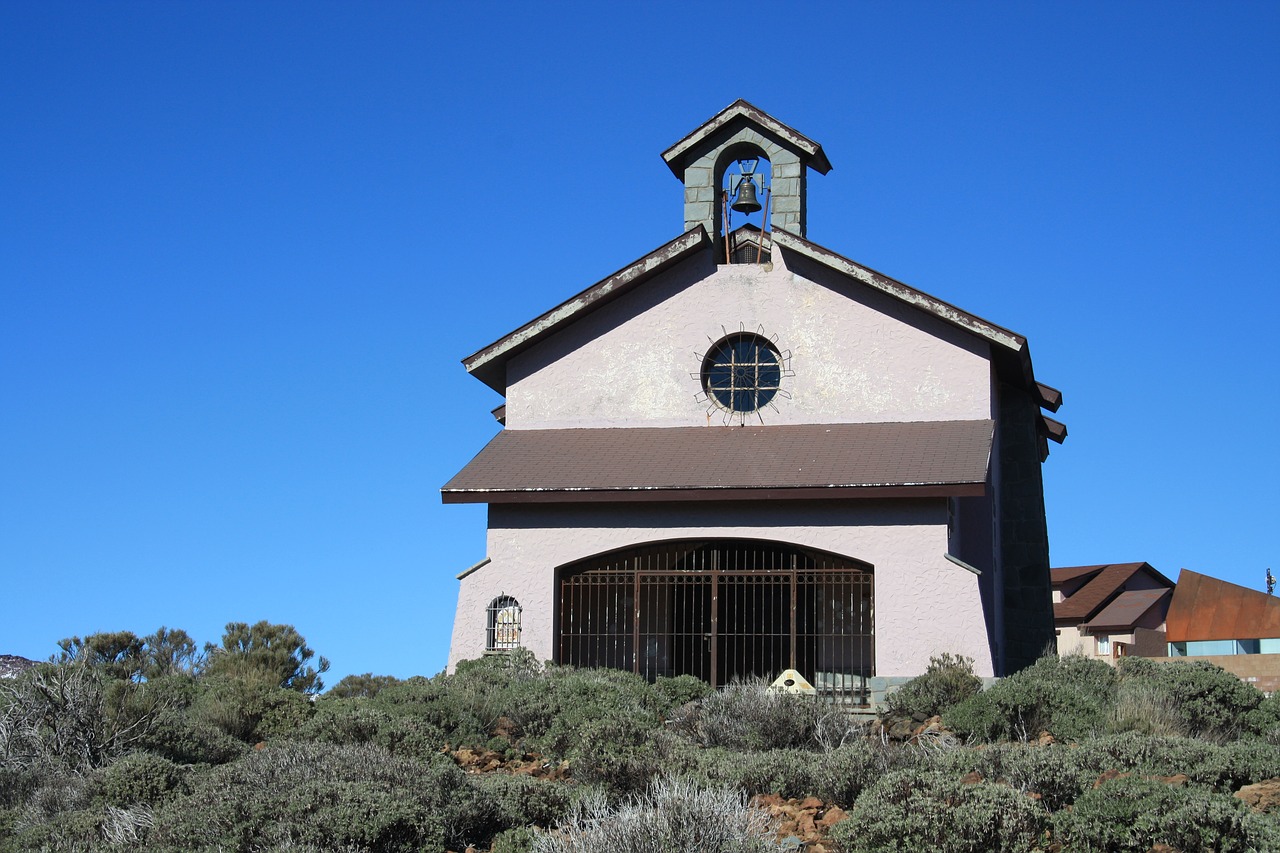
[505,246,993,430]
[448,500,995,678]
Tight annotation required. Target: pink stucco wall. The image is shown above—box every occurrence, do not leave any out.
[448,500,995,678]
[504,249,994,430]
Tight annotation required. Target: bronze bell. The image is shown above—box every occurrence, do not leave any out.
[731,177,762,214]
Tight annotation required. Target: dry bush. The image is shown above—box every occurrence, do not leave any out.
[532,776,782,853]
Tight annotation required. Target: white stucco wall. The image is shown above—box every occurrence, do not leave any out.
[504,249,993,430]
[449,500,995,679]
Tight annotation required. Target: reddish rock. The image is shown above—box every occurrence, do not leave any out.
[960,771,983,785]
[1093,769,1128,788]
[818,805,848,828]
[1235,778,1280,813]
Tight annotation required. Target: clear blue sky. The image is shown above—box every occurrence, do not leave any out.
[3,2,1277,683]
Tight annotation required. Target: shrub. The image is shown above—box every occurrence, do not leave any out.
[651,674,713,712]
[945,654,1116,743]
[1107,678,1190,737]
[147,741,491,852]
[297,699,445,759]
[1117,657,1262,738]
[961,743,1094,812]
[1244,692,1280,739]
[521,668,663,759]
[720,748,820,800]
[492,826,539,853]
[134,709,246,766]
[0,662,165,770]
[830,768,1049,853]
[327,672,402,699]
[564,716,666,795]
[531,777,780,853]
[673,677,844,751]
[883,653,982,721]
[471,773,573,829]
[99,751,186,807]
[1072,731,1219,779]
[1053,774,1280,852]
[1188,738,1280,791]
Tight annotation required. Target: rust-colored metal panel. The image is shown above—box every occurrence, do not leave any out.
[1166,570,1280,642]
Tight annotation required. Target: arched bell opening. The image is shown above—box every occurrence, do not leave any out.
[714,144,772,263]
[554,538,874,705]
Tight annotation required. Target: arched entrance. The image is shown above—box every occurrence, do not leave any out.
[556,539,873,704]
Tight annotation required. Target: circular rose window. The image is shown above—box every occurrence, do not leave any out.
[701,333,783,413]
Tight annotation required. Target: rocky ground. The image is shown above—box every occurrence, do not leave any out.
[444,716,1280,853]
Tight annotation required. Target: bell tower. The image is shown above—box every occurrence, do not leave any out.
[661,99,832,242]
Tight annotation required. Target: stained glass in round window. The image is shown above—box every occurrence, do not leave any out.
[701,333,783,413]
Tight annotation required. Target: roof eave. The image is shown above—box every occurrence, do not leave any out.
[442,481,986,505]
[462,227,713,394]
[661,99,833,177]
[770,230,1037,387]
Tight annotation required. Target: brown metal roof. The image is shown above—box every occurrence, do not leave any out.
[442,419,993,504]
[1083,588,1172,632]
[1052,562,1173,623]
[1051,564,1108,585]
[1165,569,1280,642]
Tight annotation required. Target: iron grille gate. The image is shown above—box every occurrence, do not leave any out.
[556,540,873,706]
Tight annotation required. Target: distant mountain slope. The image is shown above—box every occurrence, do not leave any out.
[0,654,35,679]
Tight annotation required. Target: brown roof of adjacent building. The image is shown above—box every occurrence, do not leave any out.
[1083,588,1172,632]
[1051,562,1174,623]
[1165,569,1280,642]
[442,419,993,504]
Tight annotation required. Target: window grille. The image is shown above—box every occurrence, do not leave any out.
[486,595,521,652]
[556,540,873,706]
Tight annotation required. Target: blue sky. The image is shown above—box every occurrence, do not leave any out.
[2,2,1277,683]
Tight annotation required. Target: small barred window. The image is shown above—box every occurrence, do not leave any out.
[486,595,521,652]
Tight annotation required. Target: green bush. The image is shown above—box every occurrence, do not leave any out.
[564,717,666,794]
[1244,692,1280,739]
[147,741,491,852]
[1053,774,1280,852]
[297,699,445,759]
[1072,731,1219,779]
[1107,679,1190,737]
[883,653,982,721]
[471,773,573,829]
[1117,657,1262,738]
[327,672,402,699]
[135,709,246,766]
[946,654,1116,743]
[967,743,1094,812]
[99,752,186,807]
[651,674,713,712]
[492,826,540,853]
[830,768,1050,853]
[1188,738,1280,791]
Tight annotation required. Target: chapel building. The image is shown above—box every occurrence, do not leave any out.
[443,101,1065,706]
